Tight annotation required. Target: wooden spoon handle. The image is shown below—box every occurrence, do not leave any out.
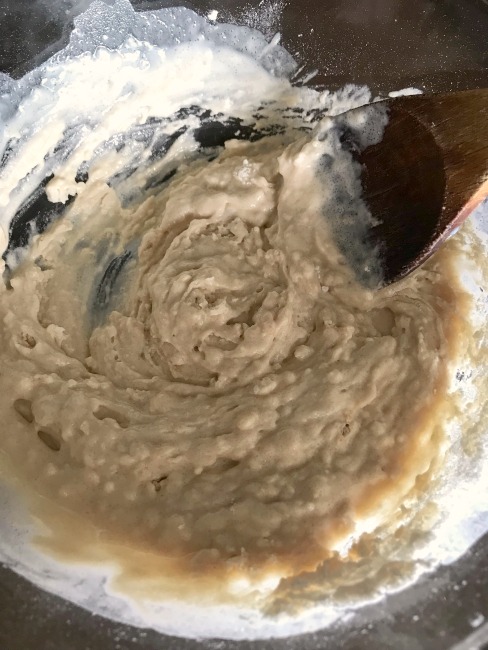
[455,175,488,231]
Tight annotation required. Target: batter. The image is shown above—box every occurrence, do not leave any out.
[0,0,486,639]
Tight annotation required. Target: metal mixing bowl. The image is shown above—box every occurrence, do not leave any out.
[0,1,487,648]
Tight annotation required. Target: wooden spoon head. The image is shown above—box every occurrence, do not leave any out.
[357,89,488,285]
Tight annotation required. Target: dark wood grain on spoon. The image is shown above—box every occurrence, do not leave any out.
[356,88,488,285]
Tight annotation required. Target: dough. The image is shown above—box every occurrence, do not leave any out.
[0,112,464,570]
[0,0,486,631]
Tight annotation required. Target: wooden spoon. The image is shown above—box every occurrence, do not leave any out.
[353,88,488,285]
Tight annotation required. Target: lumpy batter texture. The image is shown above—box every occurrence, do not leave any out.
[0,0,486,632]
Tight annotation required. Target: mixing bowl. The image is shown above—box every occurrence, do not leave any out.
[0,1,487,648]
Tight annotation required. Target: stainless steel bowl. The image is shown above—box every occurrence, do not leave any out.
[0,1,487,648]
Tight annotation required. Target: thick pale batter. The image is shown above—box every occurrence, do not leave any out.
[0,0,486,639]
